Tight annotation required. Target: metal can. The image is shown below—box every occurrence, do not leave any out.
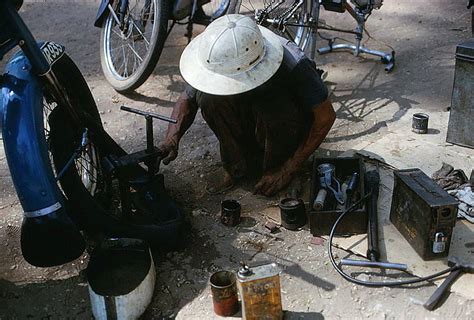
[412,113,429,134]
[221,199,241,227]
[279,198,307,230]
[209,271,239,317]
[237,262,283,320]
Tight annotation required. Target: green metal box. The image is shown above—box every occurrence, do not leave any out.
[447,38,474,148]
[390,169,458,260]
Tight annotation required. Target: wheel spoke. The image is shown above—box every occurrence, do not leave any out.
[42,99,102,197]
[131,20,151,45]
[111,28,123,38]
[75,161,98,184]
[240,2,253,13]
[131,37,139,74]
[126,43,144,62]
[248,0,256,12]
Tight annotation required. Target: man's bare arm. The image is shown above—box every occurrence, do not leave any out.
[286,98,336,170]
[254,98,336,195]
[160,91,199,164]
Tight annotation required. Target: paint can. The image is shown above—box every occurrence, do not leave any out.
[210,271,239,316]
[412,113,429,134]
[221,199,241,227]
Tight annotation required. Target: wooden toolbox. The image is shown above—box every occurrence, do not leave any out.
[309,157,367,236]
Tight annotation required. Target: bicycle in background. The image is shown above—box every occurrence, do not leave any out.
[95,0,233,93]
[230,0,395,71]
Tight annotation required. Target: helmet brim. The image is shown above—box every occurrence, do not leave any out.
[180,26,284,96]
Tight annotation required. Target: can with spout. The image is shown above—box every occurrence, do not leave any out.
[237,262,283,320]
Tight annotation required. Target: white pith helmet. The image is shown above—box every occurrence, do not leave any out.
[180,14,284,96]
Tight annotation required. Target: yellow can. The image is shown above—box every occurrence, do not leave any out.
[237,262,283,320]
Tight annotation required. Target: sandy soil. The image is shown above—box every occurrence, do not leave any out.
[1,0,473,319]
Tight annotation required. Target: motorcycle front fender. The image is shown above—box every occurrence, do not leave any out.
[0,52,66,217]
[94,0,114,27]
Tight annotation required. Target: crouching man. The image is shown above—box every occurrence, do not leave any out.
[159,14,336,196]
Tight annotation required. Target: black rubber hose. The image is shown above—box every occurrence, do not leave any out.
[328,192,458,287]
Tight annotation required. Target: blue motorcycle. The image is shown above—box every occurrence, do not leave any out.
[1,0,183,268]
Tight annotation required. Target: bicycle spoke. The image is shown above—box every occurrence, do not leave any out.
[118,45,126,75]
[131,37,139,74]
[124,45,130,77]
[240,2,254,13]
[131,20,150,45]
[248,0,256,12]
[126,43,144,62]
[111,28,123,38]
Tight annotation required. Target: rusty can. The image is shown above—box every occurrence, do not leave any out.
[221,199,241,227]
[237,262,283,320]
[210,270,239,316]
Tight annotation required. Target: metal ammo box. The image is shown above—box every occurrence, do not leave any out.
[447,38,474,148]
[390,169,458,260]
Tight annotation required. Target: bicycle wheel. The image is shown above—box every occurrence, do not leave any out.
[100,0,170,93]
[228,0,312,50]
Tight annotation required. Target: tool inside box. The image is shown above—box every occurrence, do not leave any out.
[309,157,367,236]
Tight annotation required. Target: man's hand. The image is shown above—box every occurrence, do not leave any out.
[158,91,199,165]
[158,138,178,165]
[254,165,295,196]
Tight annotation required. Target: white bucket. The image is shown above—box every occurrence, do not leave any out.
[87,238,156,320]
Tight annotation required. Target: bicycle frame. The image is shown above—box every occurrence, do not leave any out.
[253,0,319,56]
[95,0,132,28]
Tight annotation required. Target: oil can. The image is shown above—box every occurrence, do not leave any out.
[237,262,283,320]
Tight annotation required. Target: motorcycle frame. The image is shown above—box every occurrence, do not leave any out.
[0,2,83,218]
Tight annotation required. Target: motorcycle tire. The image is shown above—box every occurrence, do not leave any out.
[45,53,117,231]
[47,53,185,248]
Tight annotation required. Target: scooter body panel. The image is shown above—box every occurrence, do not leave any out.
[0,51,65,216]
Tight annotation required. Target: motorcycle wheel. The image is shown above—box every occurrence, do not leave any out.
[45,54,116,231]
[100,0,170,93]
[42,54,184,246]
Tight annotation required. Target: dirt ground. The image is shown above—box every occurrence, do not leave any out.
[1,0,474,319]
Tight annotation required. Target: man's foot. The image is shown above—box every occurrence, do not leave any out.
[205,169,235,195]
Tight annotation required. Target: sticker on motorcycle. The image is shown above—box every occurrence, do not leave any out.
[40,41,65,66]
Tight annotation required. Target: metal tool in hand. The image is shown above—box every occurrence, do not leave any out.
[424,256,474,311]
[120,105,177,177]
[317,163,345,205]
